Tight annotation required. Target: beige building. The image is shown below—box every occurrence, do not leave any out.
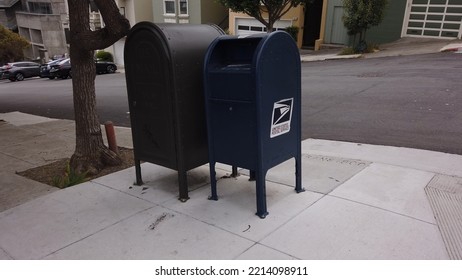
[227,1,327,49]
[228,6,306,48]
[111,0,228,66]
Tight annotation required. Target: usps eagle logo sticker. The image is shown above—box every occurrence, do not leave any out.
[270,98,294,138]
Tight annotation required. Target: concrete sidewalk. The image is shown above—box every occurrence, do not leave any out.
[1,112,461,260]
[300,37,462,62]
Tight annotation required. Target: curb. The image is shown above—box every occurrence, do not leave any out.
[301,54,362,62]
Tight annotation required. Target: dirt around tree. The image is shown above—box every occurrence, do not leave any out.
[18,147,135,188]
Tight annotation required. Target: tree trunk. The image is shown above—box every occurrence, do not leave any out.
[67,0,128,174]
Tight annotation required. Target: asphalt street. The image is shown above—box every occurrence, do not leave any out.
[1,52,461,155]
[301,52,462,155]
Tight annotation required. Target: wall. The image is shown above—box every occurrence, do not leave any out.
[364,1,406,44]
[323,0,407,46]
[133,0,153,23]
[0,0,22,29]
[0,9,7,26]
[117,0,154,26]
[199,0,228,27]
[151,0,163,22]
[16,11,67,59]
[323,0,347,45]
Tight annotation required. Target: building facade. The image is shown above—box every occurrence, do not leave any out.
[151,0,228,26]
[228,0,462,50]
[227,1,325,49]
[320,0,462,48]
[227,4,306,48]
[0,0,22,30]
[111,0,228,65]
[13,0,102,62]
[16,0,68,61]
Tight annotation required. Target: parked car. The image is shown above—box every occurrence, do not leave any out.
[1,61,41,81]
[48,59,117,80]
[95,60,117,74]
[0,65,7,79]
[40,58,66,79]
[49,58,72,79]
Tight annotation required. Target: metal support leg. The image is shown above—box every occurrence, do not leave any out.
[178,170,189,202]
[295,155,305,193]
[255,170,269,219]
[208,162,218,201]
[249,170,256,181]
[231,165,239,177]
[135,159,144,185]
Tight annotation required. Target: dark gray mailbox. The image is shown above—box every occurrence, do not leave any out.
[124,22,224,201]
[204,31,304,218]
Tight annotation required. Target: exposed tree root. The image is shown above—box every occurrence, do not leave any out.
[70,145,122,176]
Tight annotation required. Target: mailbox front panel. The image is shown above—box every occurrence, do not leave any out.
[255,32,302,170]
[125,27,177,169]
[209,100,257,169]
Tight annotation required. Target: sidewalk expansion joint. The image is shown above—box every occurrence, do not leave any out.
[425,174,462,260]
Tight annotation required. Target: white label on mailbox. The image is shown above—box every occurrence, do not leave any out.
[270,98,293,138]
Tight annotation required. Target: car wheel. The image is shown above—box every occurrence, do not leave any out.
[15,72,25,81]
[48,77,55,80]
[106,65,116,74]
[61,74,68,79]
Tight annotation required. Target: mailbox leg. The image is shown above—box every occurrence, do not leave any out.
[178,171,189,202]
[135,159,143,185]
[231,166,239,177]
[255,171,269,219]
[295,155,305,193]
[208,162,218,201]
[249,170,256,181]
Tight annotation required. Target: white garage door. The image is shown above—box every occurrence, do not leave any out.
[235,18,292,36]
[403,0,462,38]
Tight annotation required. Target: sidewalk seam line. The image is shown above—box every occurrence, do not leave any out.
[327,194,437,226]
[40,205,157,260]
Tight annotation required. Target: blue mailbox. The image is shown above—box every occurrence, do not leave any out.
[204,31,304,218]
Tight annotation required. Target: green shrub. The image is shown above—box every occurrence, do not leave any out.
[339,42,379,55]
[365,42,379,53]
[52,161,88,189]
[339,47,356,55]
[95,50,114,62]
[285,26,299,42]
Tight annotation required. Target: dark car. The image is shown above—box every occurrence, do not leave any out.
[49,58,72,79]
[40,58,66,79]
[95,60,117,74]
[48,59,117,80]
[1,61,41,81]
[0,65,7,80]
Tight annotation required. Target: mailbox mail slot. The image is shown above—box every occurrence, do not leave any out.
[124,22,224,201]
[204,31,304,218]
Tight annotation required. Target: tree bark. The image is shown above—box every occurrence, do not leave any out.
[67,0,130,174]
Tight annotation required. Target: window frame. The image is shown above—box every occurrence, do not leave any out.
[28,2,53,14]
[164,0,176,15]
[179,0,188,15]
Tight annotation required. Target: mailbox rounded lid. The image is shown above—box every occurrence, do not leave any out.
[204,31,299,72]
[125,22,224,63]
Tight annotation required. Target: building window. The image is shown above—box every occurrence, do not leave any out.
[179,0,188,15]
[64,28,70,44]
[28,2,53,14]
[164,0,188,15]
[164,0,175,14]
